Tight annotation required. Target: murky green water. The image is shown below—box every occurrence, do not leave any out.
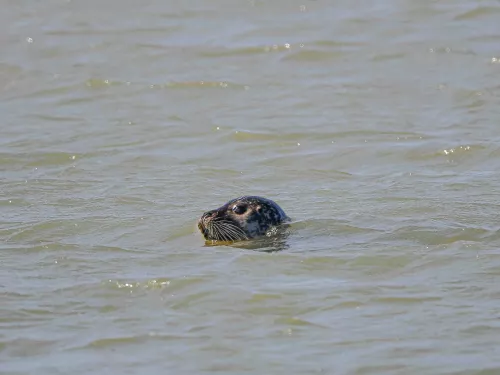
[2,1,500,374]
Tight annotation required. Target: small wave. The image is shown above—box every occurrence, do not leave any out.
[454,6,500,21]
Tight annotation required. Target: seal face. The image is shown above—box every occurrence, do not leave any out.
[198,196,290,242]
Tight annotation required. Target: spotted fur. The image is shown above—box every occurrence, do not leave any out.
[197,196,290,242]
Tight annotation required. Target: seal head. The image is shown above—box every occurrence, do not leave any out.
[198,196,290,242]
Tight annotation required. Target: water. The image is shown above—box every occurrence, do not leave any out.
[2,1,500,374]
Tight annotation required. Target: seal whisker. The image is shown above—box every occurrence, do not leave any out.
[212,224,224,241]
[223,225,249,241]
[213,222,239,241]
[215,221,249,241]
[219,226,243,241]
[209,223,219,241]
[216,223,234,242]
[221,227,233,242]
[211,221,241,241]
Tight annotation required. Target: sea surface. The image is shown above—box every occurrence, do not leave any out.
[2,1,500,374]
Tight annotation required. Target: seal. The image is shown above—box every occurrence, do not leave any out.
[198,196,290,242]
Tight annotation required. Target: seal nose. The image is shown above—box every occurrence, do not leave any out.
[202,210,217,219]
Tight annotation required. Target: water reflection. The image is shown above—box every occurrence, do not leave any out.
[202,230,291,253]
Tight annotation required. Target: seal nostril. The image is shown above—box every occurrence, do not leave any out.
[202,210,217,219]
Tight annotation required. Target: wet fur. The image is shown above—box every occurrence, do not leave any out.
[198,196,290,243]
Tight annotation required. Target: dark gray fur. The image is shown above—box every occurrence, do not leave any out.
[198,196,290,242]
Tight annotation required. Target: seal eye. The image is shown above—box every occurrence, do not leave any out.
[232,204,247,215]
